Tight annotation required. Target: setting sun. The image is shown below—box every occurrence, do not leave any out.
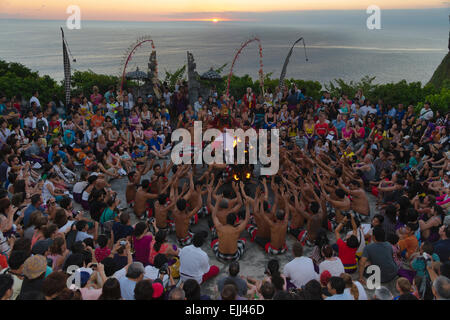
[212,18,219,23]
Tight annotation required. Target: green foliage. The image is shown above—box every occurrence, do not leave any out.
[0,60,62,103]
[71,69,127,97]
[0,59,447,112]
[325,76,376,100]
[163,65,186,91]
[415,86,450,113]
[325,76,441,107]
[428,52,450,90]
[214,63,228,75]
[224,74,256,98]
[285,78,322,100]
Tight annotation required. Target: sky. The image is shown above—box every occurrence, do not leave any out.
[0,0,448,21]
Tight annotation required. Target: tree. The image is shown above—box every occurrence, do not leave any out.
[0,60,62,105]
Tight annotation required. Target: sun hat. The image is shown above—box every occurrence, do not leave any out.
[23,255,47,280]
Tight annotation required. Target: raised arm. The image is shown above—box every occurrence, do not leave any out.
[237,200,251,233]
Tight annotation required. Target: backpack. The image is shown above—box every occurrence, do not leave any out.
[36,119,47,133]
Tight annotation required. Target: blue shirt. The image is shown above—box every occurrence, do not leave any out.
[118,277,137,300]
[48,150,67,163]
[23,204,46,227]
[325,291,354,300]
[388,108,397,118]
[332,120,346,133]
[396,110,405,121]
[149,137,162,151]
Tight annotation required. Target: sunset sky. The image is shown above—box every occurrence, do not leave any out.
[0,0,447,21]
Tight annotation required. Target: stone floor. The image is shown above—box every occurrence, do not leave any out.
[74,159,400,299]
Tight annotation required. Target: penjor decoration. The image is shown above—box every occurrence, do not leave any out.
[226,37,265,98]
[61,27,76,108]
[119,36,159,96]
[279,37,308,89]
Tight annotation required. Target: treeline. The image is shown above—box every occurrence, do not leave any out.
[0,60,448,112]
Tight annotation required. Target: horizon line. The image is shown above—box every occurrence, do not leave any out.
[0,7,448,24]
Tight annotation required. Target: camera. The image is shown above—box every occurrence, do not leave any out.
[119,240,127,246]
[159,263,169,275]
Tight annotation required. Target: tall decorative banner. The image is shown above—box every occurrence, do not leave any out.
[120,36,157,95]
[226,37,264,98]
[279,37,308,89]
[61,27,72,107]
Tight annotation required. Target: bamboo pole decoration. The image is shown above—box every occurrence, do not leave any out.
[226,37,265,98]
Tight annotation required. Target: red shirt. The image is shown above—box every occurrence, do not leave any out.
[315,122,329,136]
[95,247,111,263]
[0,254,7,269]
[337,238,357,265]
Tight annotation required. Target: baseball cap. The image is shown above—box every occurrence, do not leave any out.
[23,255,47,280]
[79,271,91,287]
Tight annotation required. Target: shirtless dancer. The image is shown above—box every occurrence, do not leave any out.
[294,183,328,246]
[241,181,272,243]
[211,195,250,262]
[134,179,170,219]
[338,178,370,218]
[207,182,243,238]
[154,180,178,233]
[172,197,202,246]
[125,159,153,207]
[317,171,351,225]
[257,189,290,255]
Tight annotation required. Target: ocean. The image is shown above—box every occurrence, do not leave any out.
[0,8,448,86]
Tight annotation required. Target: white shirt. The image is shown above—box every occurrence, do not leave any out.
[283,256,319,288]
[24,117,36,129]
[143,265,169,287]
[112,265,169,287]
[179,245,211,284]
[73,181,88,194]
[75,230,93,242]
[360,105,369,117]
[35,117,48,129]
[368,106,377,114]
[42,180,55,203]
[58,220,75,233]
[419,108,433,121]
[346,227,366,255]
[194,101,204,113]
[163,92,172,106]
[319,257,345,277]
[30,96,41,107]
[344,281,368,300]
